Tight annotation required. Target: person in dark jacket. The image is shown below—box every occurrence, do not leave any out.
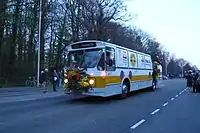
[40,71,45,86]
[193,72,200,92]
[40,69,49,93]
[186,70,194,90]
[52,69,58,92]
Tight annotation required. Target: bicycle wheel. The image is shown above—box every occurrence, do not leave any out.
[32,80,37,87]
[26,80,31,86]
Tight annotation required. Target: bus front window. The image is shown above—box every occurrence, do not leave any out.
[67,49,103,68]
[97,53,105,71]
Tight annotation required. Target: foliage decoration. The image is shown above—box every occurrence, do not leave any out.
[63,67,90,93]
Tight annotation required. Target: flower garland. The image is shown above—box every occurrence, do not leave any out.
[63,67,90,93]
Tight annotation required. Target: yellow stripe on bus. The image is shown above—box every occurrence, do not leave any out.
[89,75,152,88]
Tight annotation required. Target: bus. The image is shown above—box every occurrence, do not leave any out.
[64,40,154,98]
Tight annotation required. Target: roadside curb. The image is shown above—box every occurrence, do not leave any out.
[0,92,67,105]
[0,87,40,93]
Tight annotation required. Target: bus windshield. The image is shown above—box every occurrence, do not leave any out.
[67,49,103,68]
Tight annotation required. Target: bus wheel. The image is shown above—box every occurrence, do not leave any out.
[120,81,130,99]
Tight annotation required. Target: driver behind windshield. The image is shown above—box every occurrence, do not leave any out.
[97,53,105,71]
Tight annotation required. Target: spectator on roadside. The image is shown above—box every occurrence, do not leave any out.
[186,70,194,91]
[193,72,199,92]
[40,69,48,93]
[58,70,63,88]
[52,69,58,92]
[43,68,49,93]
[40,71,45,86]
[152,70,158,86]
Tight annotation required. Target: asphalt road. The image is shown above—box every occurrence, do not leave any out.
[1,79,199,133]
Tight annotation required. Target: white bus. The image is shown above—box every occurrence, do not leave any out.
[64,40,154,98]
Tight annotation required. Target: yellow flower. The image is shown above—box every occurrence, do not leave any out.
[81,82,89,87]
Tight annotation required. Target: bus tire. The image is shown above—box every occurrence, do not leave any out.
[120,79,130,99]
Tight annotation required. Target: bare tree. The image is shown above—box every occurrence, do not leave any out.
[0,0,197,86]
[81,0,129,40]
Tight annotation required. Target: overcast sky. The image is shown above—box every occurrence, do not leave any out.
[125,0,200,68]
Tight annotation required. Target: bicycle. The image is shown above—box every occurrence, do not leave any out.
[25,76,43,87]
[25,77,37,87]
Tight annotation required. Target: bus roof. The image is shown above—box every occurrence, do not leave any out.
[70,40,151,57]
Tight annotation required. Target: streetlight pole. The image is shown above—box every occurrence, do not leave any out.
[178,59,186,78]
[37,0,42,87]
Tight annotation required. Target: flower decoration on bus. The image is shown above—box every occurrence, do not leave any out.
[63,66,92,93]
[130,53,136,67]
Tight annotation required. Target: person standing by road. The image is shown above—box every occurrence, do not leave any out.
[58,70,63,88]
[43,68,49,93]
[52,69,58,92]
[40,68,49,93]
[152,61,160,89]
[193,71,199,92]
[152,70,158,89]
[40,70,45,87]
[186,70,194,91]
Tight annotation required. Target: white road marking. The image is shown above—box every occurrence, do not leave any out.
[130,87,186,131]
[130,119,146,129]
[151,109,160,115]
[163,102,168,107]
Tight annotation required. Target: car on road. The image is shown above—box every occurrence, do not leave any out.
[162,75,169,80]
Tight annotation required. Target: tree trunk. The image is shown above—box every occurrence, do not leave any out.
[28,0,38,72]
[17,16,23,76]
[9,0,20,76]
[0,0,7,76]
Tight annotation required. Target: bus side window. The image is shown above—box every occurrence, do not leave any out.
[97,53,105,71]
[106,47,116,71]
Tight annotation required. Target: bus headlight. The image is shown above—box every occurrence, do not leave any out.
[89,79,95,85]
[64,79,68,84]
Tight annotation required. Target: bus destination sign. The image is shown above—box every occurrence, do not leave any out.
[72,42,96,49]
